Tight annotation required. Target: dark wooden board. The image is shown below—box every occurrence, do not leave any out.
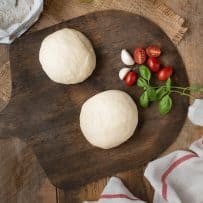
[1,10,189,190]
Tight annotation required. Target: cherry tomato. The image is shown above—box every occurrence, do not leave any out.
[147,57,160,72]
[146,45,161,57]
[133,48,146,64]
[157,67,173,81]
[124,71,137,86]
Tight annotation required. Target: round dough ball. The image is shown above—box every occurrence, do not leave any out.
[39,28,96,84]
[80,90,138,149]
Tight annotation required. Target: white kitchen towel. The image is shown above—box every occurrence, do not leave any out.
[85,138,203,203]
[83,176,146,203]
[188,99,203,126]
[144,137,203,203]
[0,0,43,44]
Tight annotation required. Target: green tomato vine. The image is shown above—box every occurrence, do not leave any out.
[137,65,203,115]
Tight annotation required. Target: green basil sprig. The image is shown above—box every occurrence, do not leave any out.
[136,66,203,116]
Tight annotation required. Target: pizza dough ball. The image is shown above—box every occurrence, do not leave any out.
[80,90,138,149]
[39,28,96,84]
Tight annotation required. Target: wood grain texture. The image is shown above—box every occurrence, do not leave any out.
[0,49,56,203]
[0,3,54,203]
[0,137,56,203]
[59,0,203,202]
[4,10,189,191]
[41,0,188,45]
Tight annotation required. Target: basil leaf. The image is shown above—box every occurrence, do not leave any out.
[159,95,172,115]
[166,78,171,92]
[139,91,149,108]
[139,65,151,81]
[137,77,148,89]
[156,87,167,100]
[146,87,157,101]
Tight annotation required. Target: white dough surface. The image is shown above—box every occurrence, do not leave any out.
[80,90,138,149]
[39,28,96,84]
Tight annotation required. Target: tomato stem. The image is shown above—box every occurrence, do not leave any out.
[170,90,196,99]
[149,85,202,98]
[151,85,203,92]
[170,86,203,92]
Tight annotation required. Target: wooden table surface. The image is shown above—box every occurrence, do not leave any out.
[0,0,203,202]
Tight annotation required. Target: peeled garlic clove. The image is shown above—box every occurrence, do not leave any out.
[121,49,135,65]
[119,67,131,80]
[188,99,203,126]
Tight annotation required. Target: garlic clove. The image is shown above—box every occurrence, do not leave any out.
[119,67,131,80]
[188,99,203,126]
[121,49,135,66]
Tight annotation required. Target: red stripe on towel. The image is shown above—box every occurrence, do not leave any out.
[100,194,139,200]
[161,153,197,200]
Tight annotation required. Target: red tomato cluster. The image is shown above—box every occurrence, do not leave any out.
[123,45,173,86]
